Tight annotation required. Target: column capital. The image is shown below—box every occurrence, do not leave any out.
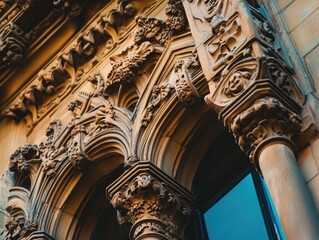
[106,162,194,240]
[230,96,302,170]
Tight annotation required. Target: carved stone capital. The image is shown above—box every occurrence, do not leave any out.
[106,162,194,240]
[230,97,302,170]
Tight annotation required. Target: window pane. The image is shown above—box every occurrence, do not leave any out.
[203,174,269,240]
[261,178,286,239]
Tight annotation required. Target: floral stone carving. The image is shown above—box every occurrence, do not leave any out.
[107,162,194,240]
[173,54,200,107]
[141,82,174,126]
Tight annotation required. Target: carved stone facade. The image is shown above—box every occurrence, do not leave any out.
[0,0,319,239]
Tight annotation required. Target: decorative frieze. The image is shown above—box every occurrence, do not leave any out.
[1,0,150,132]
[106,162,194,240]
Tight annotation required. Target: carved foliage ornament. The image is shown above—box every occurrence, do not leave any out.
[230,97,302,165]
[4,217,38,240]
[174,53,200,107]
[142,82,174,126]
[106,41,159,94]
[2,0,142,131]
[165,0,187,32]
[39,119,65,178]
[9,144,40,174]
[134,16,169,45]
[109,174,191,239]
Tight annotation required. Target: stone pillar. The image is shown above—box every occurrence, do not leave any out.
[181,0,319,238]
[259,144,319,239]
[106,162,194,240]
[230,98,319,239]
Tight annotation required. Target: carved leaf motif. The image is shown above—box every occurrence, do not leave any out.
[109,172,191,239]
[9,144,40,174]
[165,0,187,32]
[1,0,142,131]
[134,16,169,45]
[142,82,174,126]
[106,41,157,93]
[85,99,115,140]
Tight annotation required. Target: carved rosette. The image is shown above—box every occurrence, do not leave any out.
[107,162,194,240]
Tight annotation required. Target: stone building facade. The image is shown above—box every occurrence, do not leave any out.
[0,0,318,239]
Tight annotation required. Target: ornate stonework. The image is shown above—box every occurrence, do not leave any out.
[182,0,304,165]
[141,82,174,126]
[107,162,194,240]
[1,0,155,133]
[173,53,200,107]
[0,23,28,69]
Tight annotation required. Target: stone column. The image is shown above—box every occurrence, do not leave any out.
[259,144,319,239]
[181,0,319,238]
[230,98,319,239]
[106,162,193,240]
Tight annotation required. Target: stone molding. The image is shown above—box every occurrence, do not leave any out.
[106,162,194,240]
[1,0,155,133]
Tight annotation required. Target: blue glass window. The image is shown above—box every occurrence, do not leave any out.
[203,174,269,240]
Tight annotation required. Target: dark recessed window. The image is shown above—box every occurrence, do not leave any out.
[191,131,285,240]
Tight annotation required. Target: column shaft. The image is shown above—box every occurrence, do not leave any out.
[259,143,319,239]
